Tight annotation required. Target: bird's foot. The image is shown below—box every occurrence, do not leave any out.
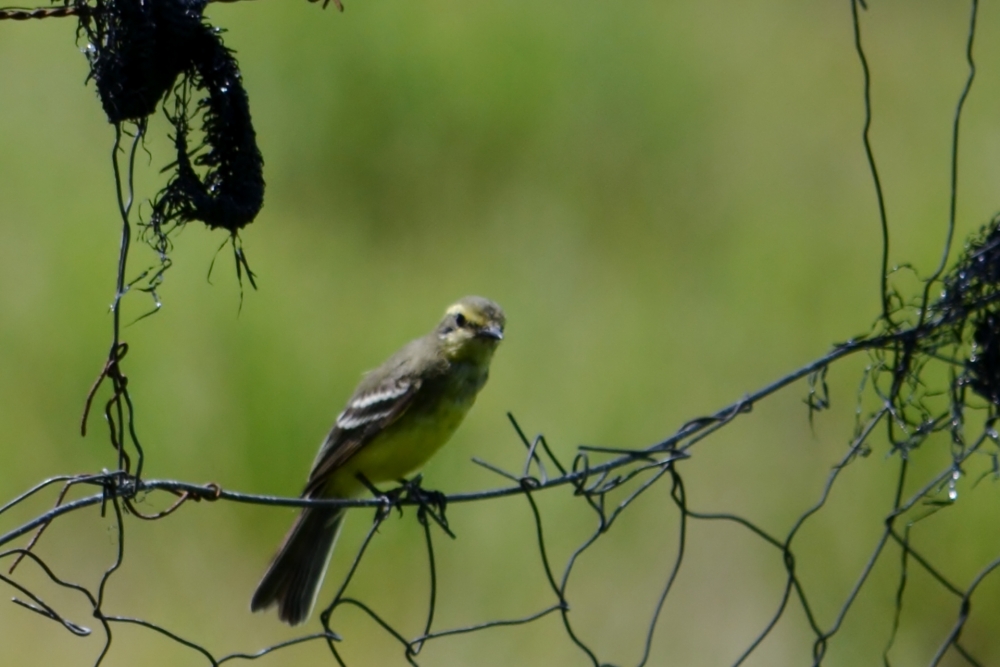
[355,473,453,536]
[398,475,453,538]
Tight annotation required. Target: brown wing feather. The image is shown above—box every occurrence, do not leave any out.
[302,378,422,498]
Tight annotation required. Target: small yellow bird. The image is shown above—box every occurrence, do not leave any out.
[251,296,506,625]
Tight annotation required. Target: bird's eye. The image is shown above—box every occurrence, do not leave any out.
[455,313,467,327]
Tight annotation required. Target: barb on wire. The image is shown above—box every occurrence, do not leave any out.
[0,0,340,22]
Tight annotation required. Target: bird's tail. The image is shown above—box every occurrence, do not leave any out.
[250,506,344,626]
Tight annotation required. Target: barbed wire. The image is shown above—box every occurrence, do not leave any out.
[0,0,306,22]
[2,0,999,665]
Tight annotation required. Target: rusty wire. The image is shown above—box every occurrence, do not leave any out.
[0,0,264,21]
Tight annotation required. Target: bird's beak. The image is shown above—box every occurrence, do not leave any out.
[477,324,504,341]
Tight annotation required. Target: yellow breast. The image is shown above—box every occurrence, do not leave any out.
[326,388,478,498]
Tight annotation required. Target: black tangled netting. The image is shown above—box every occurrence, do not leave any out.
[1,0,1000,665]
[78,0,264,291]
[935,219,1000,406]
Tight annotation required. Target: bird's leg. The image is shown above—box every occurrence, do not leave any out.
[397,474,453,538]
[355,472,404,519]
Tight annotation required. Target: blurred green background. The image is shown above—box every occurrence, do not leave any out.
[3,0,1000,664]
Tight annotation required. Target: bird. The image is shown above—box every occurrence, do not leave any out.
[250,295,506,625]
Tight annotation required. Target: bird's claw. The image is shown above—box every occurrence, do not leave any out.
[357,472,452,535]
[398,475,452,537]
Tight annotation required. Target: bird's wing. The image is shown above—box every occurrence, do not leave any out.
[302,377,423,497]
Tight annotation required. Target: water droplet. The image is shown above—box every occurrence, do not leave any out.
[948,469,960,501]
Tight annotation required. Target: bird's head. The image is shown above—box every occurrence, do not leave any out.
[436,296,506,362]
